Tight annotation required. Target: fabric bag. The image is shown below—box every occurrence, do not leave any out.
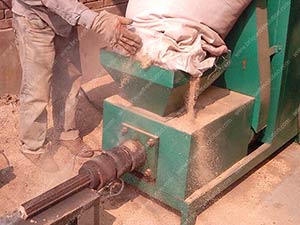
[125,0,252,76]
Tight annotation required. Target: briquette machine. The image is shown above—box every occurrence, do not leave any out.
[18,1,300,225]
[99,1,300,224]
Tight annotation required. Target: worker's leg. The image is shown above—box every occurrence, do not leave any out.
[13,14,55,153]
[52,27,82,140]
[52,27,94,158]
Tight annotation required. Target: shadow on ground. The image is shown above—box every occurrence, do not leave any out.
[77,81,120,137]
[99,185,141,225]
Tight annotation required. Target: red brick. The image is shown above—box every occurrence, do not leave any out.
[0,18,12,29]
[0,10,4,20]
[104,0,128,7]
[100,3,127,15]
[85,1,104,9]
[0,0,11,10]
[4,9,12,18]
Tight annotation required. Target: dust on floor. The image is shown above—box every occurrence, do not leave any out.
[94,144,300,225]
[0,75,118,216]
[1,76,300,225]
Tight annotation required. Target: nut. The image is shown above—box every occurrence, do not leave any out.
[146,138,156,148]
[144,169,152,177]
[121,127,128,136]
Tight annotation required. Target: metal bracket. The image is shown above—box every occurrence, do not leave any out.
[199,50,231,95]
[269,45,282,56]
[120,123,159,182]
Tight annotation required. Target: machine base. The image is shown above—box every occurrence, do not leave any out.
[99,87,294,225]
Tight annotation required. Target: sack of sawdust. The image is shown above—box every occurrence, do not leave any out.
[125,0,252,76]
[126,0,253,38]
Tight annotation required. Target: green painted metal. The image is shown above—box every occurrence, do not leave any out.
[216,0,300,144]
[197,51,232,95]
[262,0,300,143]
[100,50,231,116]
[108,69,189,116]
[102,90,254,215]
[100,50,190,88]
[102,98,192,199]
[99,1,300,224]
[101,50,190,116]
[120,123,159,180]
[215,1,263,131]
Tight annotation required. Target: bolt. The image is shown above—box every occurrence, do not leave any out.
[144,169,152,177]
[147,138,155,147]
[121,127,128,136]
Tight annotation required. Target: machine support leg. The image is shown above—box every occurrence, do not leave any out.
[19,140,146,221]
[67,218,78,225]
[93,199,100,225]
[180,209,197,225]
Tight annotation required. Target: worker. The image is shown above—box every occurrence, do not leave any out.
[12,0,142,160]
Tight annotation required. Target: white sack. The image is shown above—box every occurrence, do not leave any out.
[125,0,252,76]
[126,0,252,38]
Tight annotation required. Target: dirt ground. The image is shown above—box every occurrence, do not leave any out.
[0,75,118,216]
[1,76,300,225]
[92,143,300,225]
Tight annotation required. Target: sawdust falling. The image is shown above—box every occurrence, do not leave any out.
[135,52,153,69]
[120,74,131,89]
[186,76,202,119]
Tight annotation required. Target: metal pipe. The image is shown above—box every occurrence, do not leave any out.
[19,140,146,220]
[19,173,91,219]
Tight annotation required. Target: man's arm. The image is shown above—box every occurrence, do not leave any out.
[40,0,142,54]
[40,0,97,28]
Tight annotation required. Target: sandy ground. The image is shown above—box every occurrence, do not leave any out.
[0,75,119,216]
[1,76,300,225]
[92,143,300,225]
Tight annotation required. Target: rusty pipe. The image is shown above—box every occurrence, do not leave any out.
[19,140,146,220]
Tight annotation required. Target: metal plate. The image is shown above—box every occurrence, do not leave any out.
[119,123,159,182]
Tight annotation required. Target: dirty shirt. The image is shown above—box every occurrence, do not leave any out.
[12,0,97,37]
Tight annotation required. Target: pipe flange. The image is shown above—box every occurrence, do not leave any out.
[106,147,132,177]
[121,140,146,171]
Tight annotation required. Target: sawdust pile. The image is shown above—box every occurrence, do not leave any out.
[0,83,106,215]
[0,94,19,107]
[135,52,153,69]
[120,74,132,89]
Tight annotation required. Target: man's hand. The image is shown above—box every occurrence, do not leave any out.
[91,11,142,55]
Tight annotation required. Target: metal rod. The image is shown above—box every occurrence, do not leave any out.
[19,140,146,221]
[20,173,91,219]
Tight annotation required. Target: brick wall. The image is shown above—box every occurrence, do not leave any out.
[0,0,128,30]
[0,0,12,29]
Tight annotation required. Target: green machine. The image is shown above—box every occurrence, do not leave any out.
[100,1,300,224]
